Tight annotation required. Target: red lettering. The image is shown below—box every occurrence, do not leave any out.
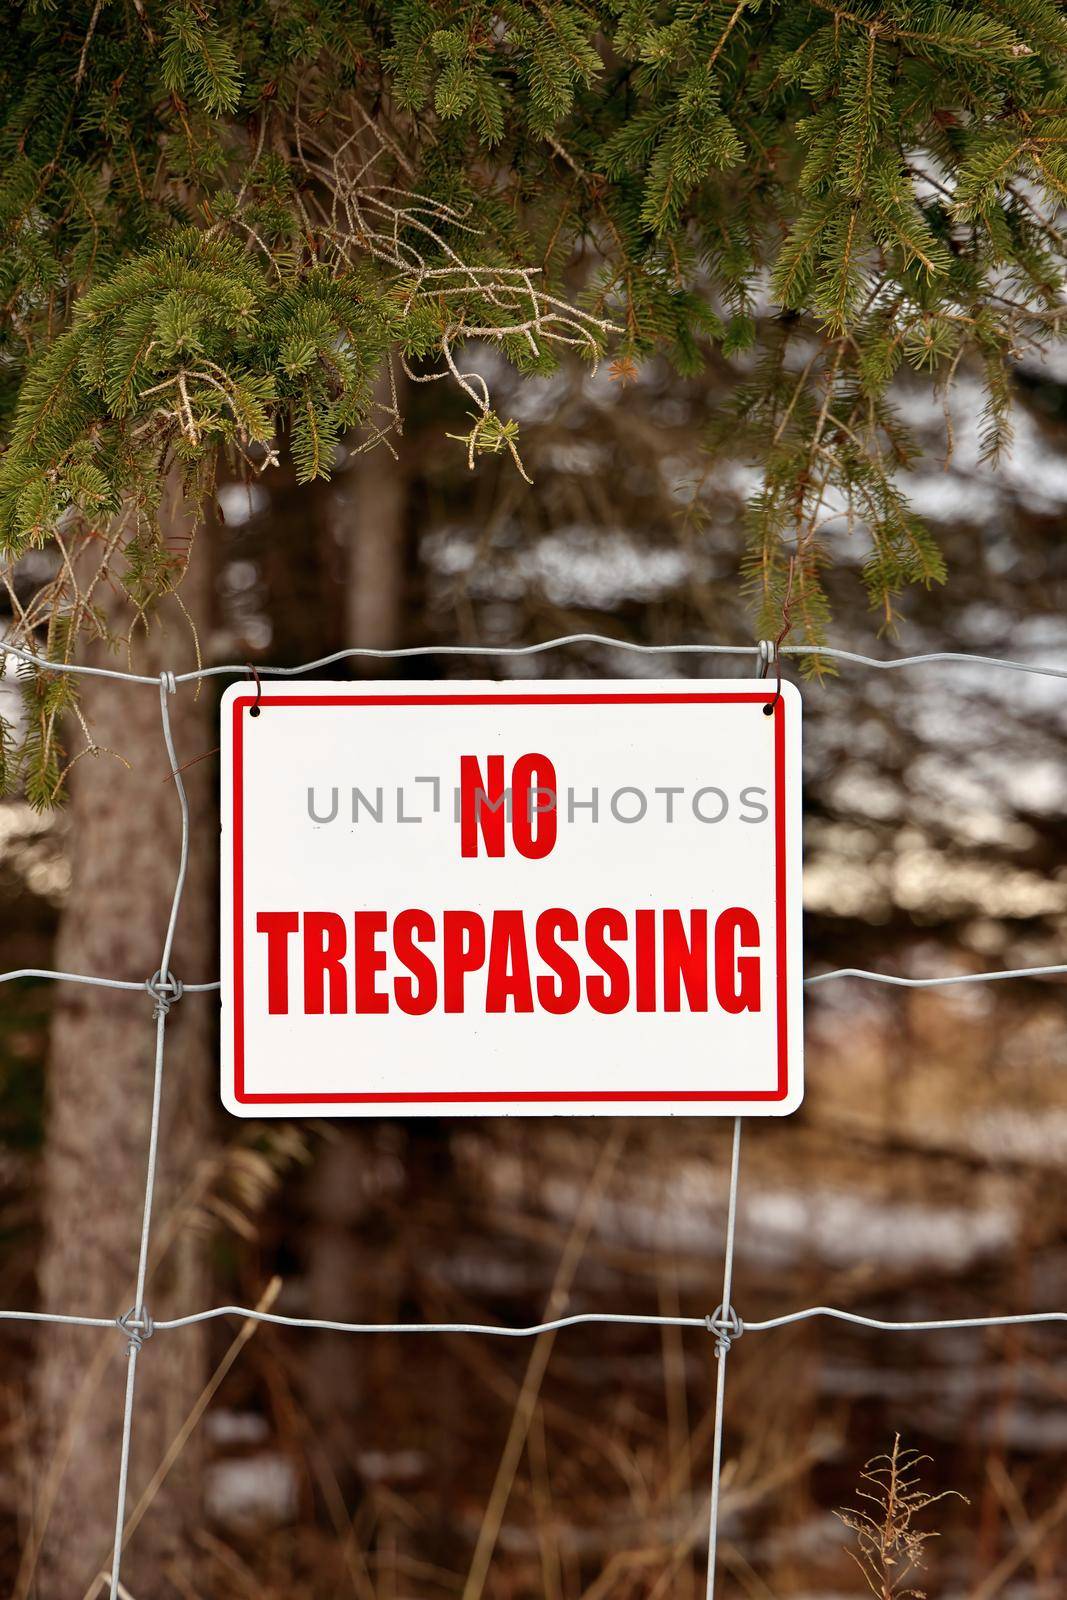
[535,908,580,1013]
[460,755,507,857]
[586,908,629,1014]
[393,909,437,1015]
[303,911,347,1014]
[486,910,534,1012]
[634,908,657,1012]
[257,911,299,1013]
[442,910,486,1011]
[255,904,763,1021]
[460,753,558,858]
[715,908,761,1013]
[354,911,388,1014]
[663,910,709,1012]
[511,752,557,859]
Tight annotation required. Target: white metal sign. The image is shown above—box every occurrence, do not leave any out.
[220,680,803,1116]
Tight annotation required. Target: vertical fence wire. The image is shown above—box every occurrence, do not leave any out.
[704,1117,743,1600]
[106,673,191,1600]
[107,1021,160,1599]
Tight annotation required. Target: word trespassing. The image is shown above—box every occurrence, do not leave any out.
[255,907,762,1017]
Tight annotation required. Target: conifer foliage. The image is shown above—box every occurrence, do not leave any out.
[1,0,1067,787]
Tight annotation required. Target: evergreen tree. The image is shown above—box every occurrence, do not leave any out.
[2,0,1066,784]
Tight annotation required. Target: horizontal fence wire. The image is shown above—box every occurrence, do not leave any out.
[3,963,1067,992]
[2,1304,1065,1337]
[0,970,221,992]
[3,631,1067,684]
[0,632,1064,1599]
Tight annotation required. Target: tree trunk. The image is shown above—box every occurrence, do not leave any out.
[30,482,214,1599]
[299,373,413,1470]
[342,368,410,655]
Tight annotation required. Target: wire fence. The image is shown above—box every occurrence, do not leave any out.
[1,631,1065,1600]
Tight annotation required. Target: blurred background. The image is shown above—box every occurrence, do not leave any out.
[0,341,1065,1598]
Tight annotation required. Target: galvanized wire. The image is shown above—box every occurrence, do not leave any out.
[4,632,1067,684]
[106,674,192,1600]
[705,1118,743,1600]
[0,633,1064,1598]
[804,963,1067,989]
[0,970,219,992]
[3,965,1064,995]
[2,1303,1064,1337]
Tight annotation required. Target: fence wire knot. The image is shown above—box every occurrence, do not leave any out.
[117,1306,154,1355]
[706,1304,744,1359]
[159,669,177,696]
[757,638,776,675]
[145,970,183,1018]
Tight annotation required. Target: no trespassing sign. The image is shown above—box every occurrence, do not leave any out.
[220,680,803,1117]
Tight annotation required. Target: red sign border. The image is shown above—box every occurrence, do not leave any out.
[229,691,792,1106]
